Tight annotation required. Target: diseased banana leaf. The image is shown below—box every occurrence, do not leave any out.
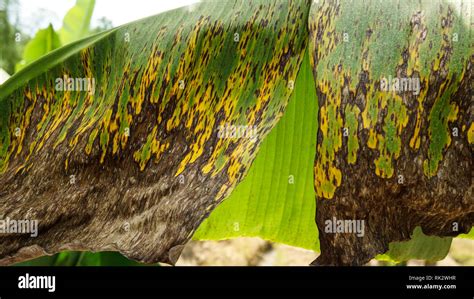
[0,0,309,265]
[194,53,456,264]
[309,0,473,265]
[1,0,472,267]
[194,50,320,251]
[11,49,456,266]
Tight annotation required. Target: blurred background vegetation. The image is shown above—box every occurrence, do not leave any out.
[1,0,25,75]
[0,0,472,266]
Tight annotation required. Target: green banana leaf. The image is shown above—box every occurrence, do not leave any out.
[459,228,474,239]
[16,24,61,71]
[376,227,452,263]
[59,0,96,45]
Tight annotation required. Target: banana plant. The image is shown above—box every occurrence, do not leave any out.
[0,0,472,266]
[15,0,96,71]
